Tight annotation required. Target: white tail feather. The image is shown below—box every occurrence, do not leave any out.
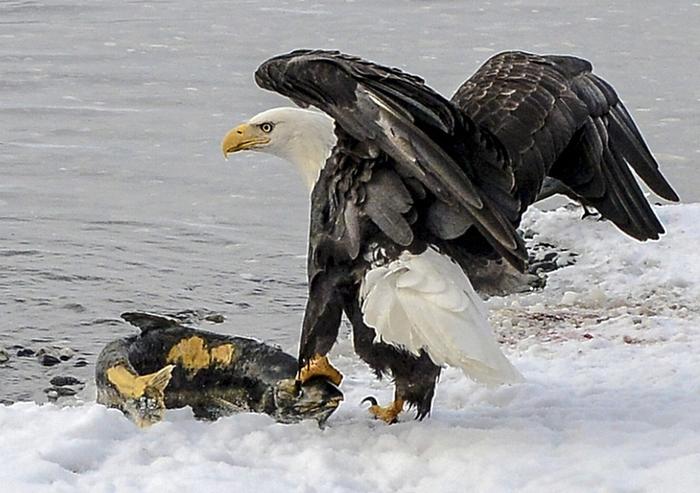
[360,247,523,385]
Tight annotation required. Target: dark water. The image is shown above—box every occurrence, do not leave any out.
[1,0,698,402]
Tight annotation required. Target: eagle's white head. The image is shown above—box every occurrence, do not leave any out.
[221,107,337,190]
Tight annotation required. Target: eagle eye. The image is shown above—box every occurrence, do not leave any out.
[259,122,274,133]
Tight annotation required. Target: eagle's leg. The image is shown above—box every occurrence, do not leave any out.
[362,393,404,424]
[344,293,441,423]
[296,354,343,386]
[296,275,345,386]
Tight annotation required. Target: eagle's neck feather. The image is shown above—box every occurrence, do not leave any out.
[259,108,336,192]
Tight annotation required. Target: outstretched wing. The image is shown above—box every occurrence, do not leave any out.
[452,51,678,240]
[255,49,527,271]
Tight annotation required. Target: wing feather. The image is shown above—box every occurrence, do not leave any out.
[452,50,678,241]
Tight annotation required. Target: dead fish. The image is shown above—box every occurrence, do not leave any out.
[96,312,343,427]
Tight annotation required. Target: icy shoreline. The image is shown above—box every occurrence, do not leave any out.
[2,203,700,492]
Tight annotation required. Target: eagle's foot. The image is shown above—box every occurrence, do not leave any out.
[362,396,404,424]
[296,354,343,386]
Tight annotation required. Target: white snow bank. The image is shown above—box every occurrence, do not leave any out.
[2,204,700,492]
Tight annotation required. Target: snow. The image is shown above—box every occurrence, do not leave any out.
[2,203,699,492]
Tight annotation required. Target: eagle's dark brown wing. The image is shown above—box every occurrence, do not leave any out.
[452,51,678,240]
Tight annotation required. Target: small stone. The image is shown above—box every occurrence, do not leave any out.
[55,387,77,397]
[50,376,83,387]
[45,386,77,397]
[73,359,89,368]
[0,348,9,364]
[17,348,35,357]
[531,261,558,273]
[623,335,642,344]
[204,313,225,323]
[38,354,61,366]
[58,348,75,361]
[582,333,594,339]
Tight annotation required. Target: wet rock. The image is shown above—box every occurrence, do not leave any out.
[38,354,61,366]
[50,376,83,387]
[73,359,89,368]
[17,348,35,357]
[36,346,75,365]
[0,348,9,364]
[45,386,78,398]
[529,260,559,274]
[204,313,225,323]
[56,386,77,396]
[542,252,558,262]
[58,348,74,361]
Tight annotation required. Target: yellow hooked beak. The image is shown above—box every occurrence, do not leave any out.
[221,123,270,159]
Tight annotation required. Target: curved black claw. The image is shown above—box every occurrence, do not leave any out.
[361,396,378,407]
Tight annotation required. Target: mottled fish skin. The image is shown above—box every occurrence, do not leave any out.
[96,312,343,427]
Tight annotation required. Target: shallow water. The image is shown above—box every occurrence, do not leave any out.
[1,0,698,403]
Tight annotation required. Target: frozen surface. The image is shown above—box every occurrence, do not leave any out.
[2,203,700,492]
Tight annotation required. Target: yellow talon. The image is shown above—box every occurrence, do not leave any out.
[296,354,343,386]
[362,396,404,424]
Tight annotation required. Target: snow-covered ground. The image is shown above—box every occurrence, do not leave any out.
[2,203,699,492]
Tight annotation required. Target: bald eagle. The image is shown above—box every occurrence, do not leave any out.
[222,50,678,422]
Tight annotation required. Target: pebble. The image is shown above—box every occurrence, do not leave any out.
[38,354,61,366]
[205,313,225,323]
[58,348,74,361]
[73,359,89,368]
[17,348,35,357]
[56,387,77,396]
[44,386,78,398]
[0,348,9,364]
[50,376,83,387]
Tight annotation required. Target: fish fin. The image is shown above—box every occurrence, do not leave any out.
[107,364,174,399]
[121,312,181,333]
[140,364,175,395]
